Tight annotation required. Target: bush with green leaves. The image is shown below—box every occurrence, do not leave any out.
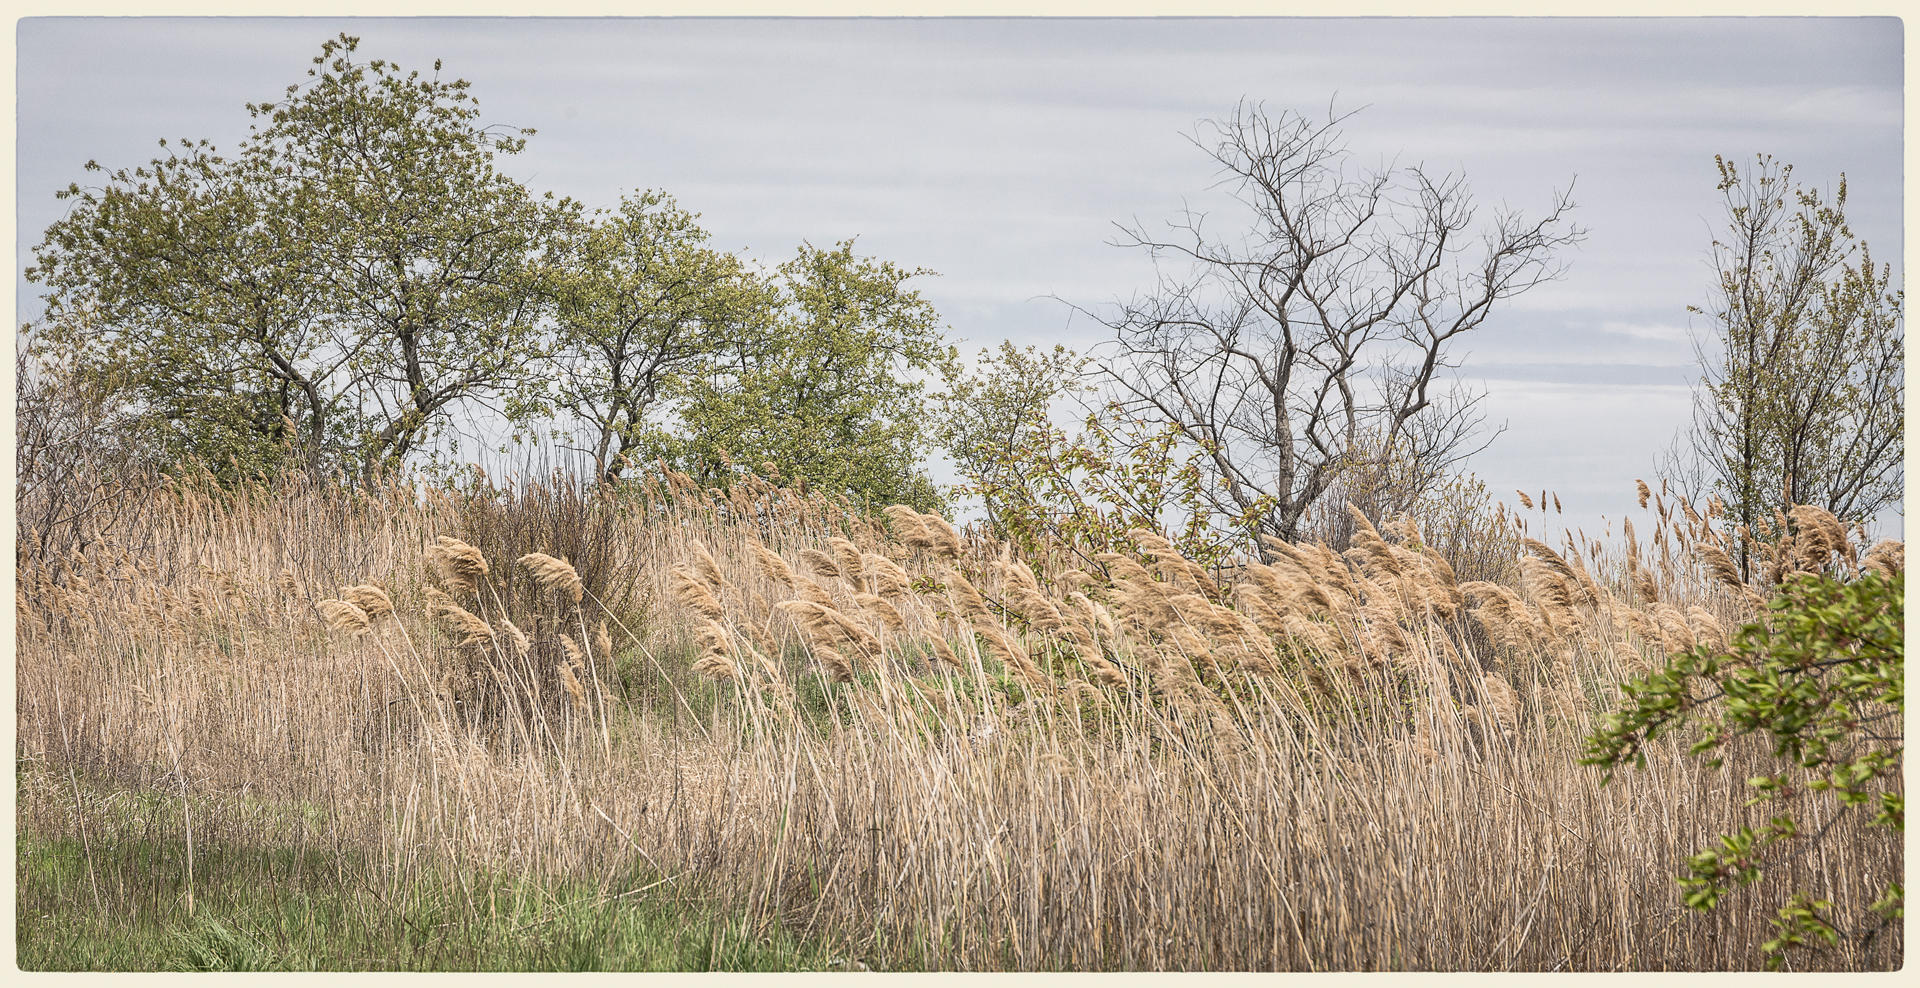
[1584,569,1903,969]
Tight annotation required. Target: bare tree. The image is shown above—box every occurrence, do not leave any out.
[1091,102,1582,545]
[15,330,165,564]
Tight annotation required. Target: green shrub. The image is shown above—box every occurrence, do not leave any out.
[1584,569,1903,969]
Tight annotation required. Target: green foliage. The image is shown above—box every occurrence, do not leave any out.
[936,342,1091,531]
[26,128,320,483]
[543,191,775,482]
[28,34,567,482]
[944,382,1241,569]
[666,240,957,512]
[26,36,964,508]
[938,343,1512,582]
[1584,569,1903,969]
[1685,154,1903,569]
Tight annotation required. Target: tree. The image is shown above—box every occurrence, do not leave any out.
[1585,566,1903,969]
[28,34,564,482]
[247,35,568,477]
[1090,102,1582,548]
[1296,424,1499,553]
[27,133,330,482]
[935,342,1238,570]
[544,190,774,483]
[667,240,957,511]
[936,342,1091,532]
[961,402,1238,571]
[1681,154,1903,578]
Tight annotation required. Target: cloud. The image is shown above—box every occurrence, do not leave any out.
[1597,322,1694,344]
[1471,360,1696,387]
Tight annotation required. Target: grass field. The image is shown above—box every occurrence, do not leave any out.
[13,470,1902,970]
[18,788,835,972]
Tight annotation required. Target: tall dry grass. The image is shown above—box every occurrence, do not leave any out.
[14,469,1901,970]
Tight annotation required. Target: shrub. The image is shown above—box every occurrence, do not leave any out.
[1584,569,1904,969]
[15,337,169,563]
[435,466,639,625]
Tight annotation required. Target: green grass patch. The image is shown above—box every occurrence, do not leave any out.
[18,821,838,971]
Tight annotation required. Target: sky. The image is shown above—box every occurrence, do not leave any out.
[12,16,1906,542]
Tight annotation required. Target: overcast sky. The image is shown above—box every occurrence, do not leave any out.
[13,17,1905,540]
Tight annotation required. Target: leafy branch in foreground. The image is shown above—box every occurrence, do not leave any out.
[1583,569,1903,969]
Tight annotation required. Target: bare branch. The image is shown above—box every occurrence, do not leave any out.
[1089,103,1582,545]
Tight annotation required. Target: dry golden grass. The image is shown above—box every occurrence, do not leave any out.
[13,471,1902,971]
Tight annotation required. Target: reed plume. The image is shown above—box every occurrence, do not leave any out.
[748,540,797,587]
[1481,672,1520,733]
[792,574,838,608]
[853,592,908,632]
[882,504,934,548]
[670,565,726,621]
[1692,542,1746,592]
[1788,504,1853,570]
[944,569,994,625]
[556,635,590,712]
[316,598,372,636]
[918,510,966,557]
[425,586,494,647]
[692,621,740,681]
[428,536,489,593]
[864,553,913,599]
[975,624,1048,686]
[1861,539,1905,579]
[925,634,965,670]
[498,617,531,658]
[691,541,733,592]
[340,584,395,621]
[775,599,881,658]
[800,548,841,580]
[517,553,585,604]
[826,538,869,593]
[593,619,614,661]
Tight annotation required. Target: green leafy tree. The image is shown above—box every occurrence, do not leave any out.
[544,190,775,483]
[28,34,564,482]
[251,35,568,477]
[1584,569,1904,970]
[1682,155,1903,577]
[667,240,957,511]
[27,133,326,483]
[936,342,1235,571]
[951,409,1239,573]
[936,342,1091,531]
